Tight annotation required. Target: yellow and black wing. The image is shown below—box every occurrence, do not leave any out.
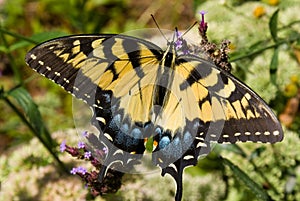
[25,34,165,169]
[25,34,283,201]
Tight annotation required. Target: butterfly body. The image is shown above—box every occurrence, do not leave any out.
[26,33,283,201]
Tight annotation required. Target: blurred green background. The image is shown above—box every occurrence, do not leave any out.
[1,0,300,200]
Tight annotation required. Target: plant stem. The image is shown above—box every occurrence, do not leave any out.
[0,29,22,82]
[249,158,280,195]
[230,35,300,62]
[0,27,38,44]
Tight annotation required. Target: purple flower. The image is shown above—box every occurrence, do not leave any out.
[183,49,190,55]
[199,10,208,32]
[84,151,92,159]
[82,131,88,138]
[77,166,87,175]
[176,31,182,38]
[175,39,183,49]
[70,167,77,175]
[175,31,183,49]
[60,140,66,152]
[103,147,108,154]
[199,10,207,23]
[70,166,87,175]
[78,141,85,149]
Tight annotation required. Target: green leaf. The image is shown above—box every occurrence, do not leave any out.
[249,146,267,160]
[0,46,8,53]
[0,41,31,53]
[269,9,279,42]
[9,87,45,134]
[222,157,271,201]
[270,47,279,84]
[8,86,54,146]
[0,28,67,53]
[248,40,269,52]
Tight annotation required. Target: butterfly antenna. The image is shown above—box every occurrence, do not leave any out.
[175,27,179,40]
[180,21,198,38]
[151,14,168,42]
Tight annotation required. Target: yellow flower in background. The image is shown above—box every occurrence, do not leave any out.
[284,76,300,97]
[290,75,299,84]
[266,0,279,6]
[228,43,236,51]
[253,6,266,18]
[284,83,298,97]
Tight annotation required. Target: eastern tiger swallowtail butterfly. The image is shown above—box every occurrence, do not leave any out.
[25,29,283,200]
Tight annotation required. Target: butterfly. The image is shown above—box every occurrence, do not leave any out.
[25,31,283,200]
